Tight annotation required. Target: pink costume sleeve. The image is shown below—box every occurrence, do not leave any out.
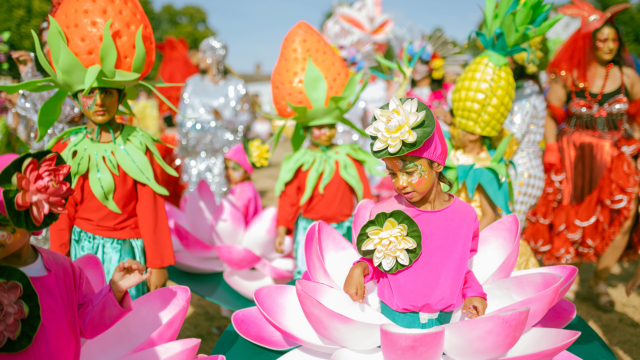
[230,181,263,224]
[461,217,487,300]
[75,263,133,339]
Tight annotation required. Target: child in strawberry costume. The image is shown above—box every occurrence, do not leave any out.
[0,0,178,300]
[270,22,380,280]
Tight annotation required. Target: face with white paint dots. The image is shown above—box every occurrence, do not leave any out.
[224,159,249,186]
[384,155,439,203]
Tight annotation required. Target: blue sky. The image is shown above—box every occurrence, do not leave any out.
[150,0,486,73]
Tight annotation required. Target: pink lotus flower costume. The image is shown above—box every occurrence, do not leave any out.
[166,180,294,299]
[231,200,582,360]
[0,280,27,347]
[13,153,74,226]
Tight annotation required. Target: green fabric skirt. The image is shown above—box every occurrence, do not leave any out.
[71,226,148,300]
[293,215,353,280]
[380,301,452,329]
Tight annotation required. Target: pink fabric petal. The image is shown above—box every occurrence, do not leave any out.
[223,269,275,300]
[30,202,45,226]
[331,348,384,360]
[241,207,279,260]
[471,214,520,285]
[381,324,444,360]
[351,200,375,252]
[314,221,361,289]
[164,203,186,239]
[174,221,217,257]
[295,280,390,350]
[196,180,218,218]
[184,189,216,245]
[212,197,246,245]
[72,254,107,294]
[277,348,333,360]
[511,265,579,305]
[493,328,580,360]
[119,338,201,360]
[231,306,299,350]
[255,258,295,280]
[173,251,225,274]
[81,286,191,360]
[215,245,261,270]
[304,222,319,280]
[482,273,563,329]
[533,299,576,329]
[254,285,340,353]
[551,351,581,360]
[443,308,530,360]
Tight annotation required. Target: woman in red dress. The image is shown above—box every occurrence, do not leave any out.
[523,0,640,311]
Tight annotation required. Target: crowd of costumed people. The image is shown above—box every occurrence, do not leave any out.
[0,0,639,359]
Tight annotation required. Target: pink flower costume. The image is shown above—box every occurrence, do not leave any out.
[223,142,266,224]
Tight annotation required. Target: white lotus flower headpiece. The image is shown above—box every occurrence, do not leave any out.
[365,96,426,154]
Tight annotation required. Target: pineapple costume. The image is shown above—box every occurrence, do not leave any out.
[0,0,178,299]
[449,0,562,270]
[271,22,379,279]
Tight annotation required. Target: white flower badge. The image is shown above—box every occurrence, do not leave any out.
[365,96,427,154]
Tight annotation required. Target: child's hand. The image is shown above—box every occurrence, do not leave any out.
[626,264,640,296]
[462,296,487,319]
[147,267,169,292]
[343,262,369,303]
[110,260,151,303]
[274,226,288,254]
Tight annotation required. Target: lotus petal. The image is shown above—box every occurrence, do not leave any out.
[311,221,361,289]
[73,254,106,293]
[282,235,294,256]
[197,356,226,360]
[305,222,319,280]
[471,215,520,285]
[352,200,375,252]
[254,285,340,353]
[216,245,262,270]
[494,328,580,359]
[551,351,581,360]
[331,348,384,360]
[301,271,312,281]
[296,280,390,350]
[511,265,579,304]
[174,221,217,257]
[185,187,216,244]
[278,347,332,360]
[483,273,563,328]
[196,179,218,217]
[534,299,576,329]
[232,306,299,350]
[212,197,246,245]
[443,308,529,360]
[174,251,226,274]
[165,202,185,239]
[380,323,444,360]
[81,286,191,359]
[242,207,280,260]
[223,269,276,300]
[255,258,295,280]
[119,338,200,360]
[171,235,185,253]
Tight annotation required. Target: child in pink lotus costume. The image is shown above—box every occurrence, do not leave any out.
[0,152,151,359]
[344,97,487,329]
[223,139,270,224]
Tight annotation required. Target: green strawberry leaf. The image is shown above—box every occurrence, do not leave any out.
[100,19,117,78]
[303,57,328,111]
[131,26,147,76]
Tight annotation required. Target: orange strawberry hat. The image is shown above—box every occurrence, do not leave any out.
[270,21,369,150]
[0,0,179,142]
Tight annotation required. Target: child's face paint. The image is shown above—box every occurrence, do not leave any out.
[308,125,337,147]
[384,155,437,203]
[594,26,619,64]
[0,227,30,261]
[224,159,249,186]
[77,87,120,125]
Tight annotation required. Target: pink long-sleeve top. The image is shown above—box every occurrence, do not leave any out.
[6,248,132,360]
[228,181,263,224]
[360,194,486,313]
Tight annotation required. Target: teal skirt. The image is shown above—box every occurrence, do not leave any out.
[380,301,452,329]
[71,226,148,300]
[293,215,353,280]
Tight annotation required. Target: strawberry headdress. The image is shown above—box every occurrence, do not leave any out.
[0,0,177,142]
[270,21,369,151]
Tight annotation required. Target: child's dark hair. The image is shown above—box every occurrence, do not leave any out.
[426,159,453,192]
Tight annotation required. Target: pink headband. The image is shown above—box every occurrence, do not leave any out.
[224,144,254,175]
[0,153,20,217]
[405,120,448,166]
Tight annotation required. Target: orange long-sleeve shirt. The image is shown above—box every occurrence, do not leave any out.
[49,141,175,269]
[277,157,372,232]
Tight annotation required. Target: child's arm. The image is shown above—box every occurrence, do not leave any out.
[275,170,303,253]
[478,186,498,231]
[344,261,370,303]
[110,260,152,303]
[462,217,488,318]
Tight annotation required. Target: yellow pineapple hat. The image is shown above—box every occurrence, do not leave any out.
[451,0,562,137]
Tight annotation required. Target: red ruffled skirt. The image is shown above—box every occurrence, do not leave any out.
[523,131,640,264]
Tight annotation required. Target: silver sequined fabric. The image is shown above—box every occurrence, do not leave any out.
[504,80,546,228]
[175,74,251,197]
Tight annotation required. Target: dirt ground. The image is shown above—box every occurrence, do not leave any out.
[174,143,640,358]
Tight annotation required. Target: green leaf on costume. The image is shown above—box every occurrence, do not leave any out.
[291,122,305,152]
[99,19,117,78]
[32,31,56,81]
[83,65,102,95]
[0,78,57,95]
[37,89,69,142]
[303,58,328,110]
[131,26,147,75]
[356,210,422,274]
[0,267,41,354]
[88,147,120,213]
[492,133,512,164]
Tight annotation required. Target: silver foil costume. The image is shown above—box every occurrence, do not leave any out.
[504,79,546,228]
[175,37,250,197]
